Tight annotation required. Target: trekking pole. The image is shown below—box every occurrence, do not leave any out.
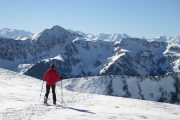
[39,80,44,101]
[61,79,63,106]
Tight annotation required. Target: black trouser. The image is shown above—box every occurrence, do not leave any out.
[45,85,56,102]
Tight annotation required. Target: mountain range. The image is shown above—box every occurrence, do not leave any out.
[0,25,180,103]
[0,25,180,78]
[0,28,32,39]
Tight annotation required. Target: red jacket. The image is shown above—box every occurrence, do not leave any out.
[43,68,61,85]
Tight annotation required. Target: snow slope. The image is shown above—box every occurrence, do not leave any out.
[65,74,180,103]
[0,68,180,120]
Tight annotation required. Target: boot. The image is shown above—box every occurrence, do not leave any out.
[53,101,56,105]
[44,96,48,104]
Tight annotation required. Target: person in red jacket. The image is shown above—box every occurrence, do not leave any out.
[43,63,62,105]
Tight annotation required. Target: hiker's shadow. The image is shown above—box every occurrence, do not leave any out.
[57,105,96,114]
[68,107,96,114]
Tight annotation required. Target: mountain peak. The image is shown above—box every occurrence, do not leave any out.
[153,35,169,42]
[42,25,70,35]
[31,25,78,41]
[51,25,67,32]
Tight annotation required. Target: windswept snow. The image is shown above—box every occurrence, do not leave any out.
[0,68,180,120]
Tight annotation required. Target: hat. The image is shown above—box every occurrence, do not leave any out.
[50,63,55,68]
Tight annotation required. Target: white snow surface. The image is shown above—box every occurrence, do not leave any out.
[0,68,180,120]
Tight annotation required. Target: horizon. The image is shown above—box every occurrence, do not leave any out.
[0,0,180,38]
[0,25,178,39]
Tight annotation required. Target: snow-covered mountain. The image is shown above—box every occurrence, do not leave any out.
[0,25,180,79]
[152,35,170,42]
[68,29,130,42]
[0,68,180,120]
[0,28,32,39]
[85,33,130,42]
[169,36,180,45]
[151,35,180,45]
[65,73,180,104]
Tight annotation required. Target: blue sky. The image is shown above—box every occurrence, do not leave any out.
[0,0,180,38]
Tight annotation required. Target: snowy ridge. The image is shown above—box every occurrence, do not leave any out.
[0,28,32,39]
[85,33,130,42]
[169,36,180,45]
[153,35,170,42]
[68,29,131,42]
[0,68,180,120]
[65,73,180,103]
